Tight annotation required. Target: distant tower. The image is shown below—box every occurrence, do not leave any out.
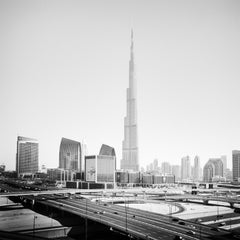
[193,155,200,181]
[153,159,159,172]
[232,150,240,182]
[181,156,191,181]
[121,30,139,171]
[221,155,227,177]
[16,136,39,178]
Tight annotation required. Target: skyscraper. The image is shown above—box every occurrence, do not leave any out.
[16,136,39,177]
[153,159,159,172]
[181,156,191,181]
[161,161,171,175]
[232,150,240,182]
[59,138,81,172]
[193,155,200,181]
[171,165,181,181]
[203,158,223,182]
[221,155,227,177]
[121,30,139,171]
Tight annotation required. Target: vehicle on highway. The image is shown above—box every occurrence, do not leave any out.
[179,221,185,225]
[187,230,196,235]
[211,227,220,232]
[219,222,226,226]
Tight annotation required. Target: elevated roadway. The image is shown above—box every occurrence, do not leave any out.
[30,195,238,240]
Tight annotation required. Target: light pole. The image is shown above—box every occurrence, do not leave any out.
[197,219,202,240]
[33,215,37,238]
[85,198,88,240]
[125,195,128,233]
[216,190,219,220]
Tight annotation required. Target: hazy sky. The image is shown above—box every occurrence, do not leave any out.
[1,0,240,171]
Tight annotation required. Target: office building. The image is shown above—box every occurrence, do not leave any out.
[47,168,76,182]
[232,150,240,182]
[203,158,223,182]
[59,138,81,172]
[221,155,227,177]
[85,145,116,183]
[16,136,38,177]
[161,161,171,175]
[153,159,159,172]
[193,155,201,181]
[121,31,139,171]
[171,165,181,181]
[181,156,191,181]
[99,144,116,156]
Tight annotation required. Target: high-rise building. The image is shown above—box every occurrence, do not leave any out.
[203,158,223,182]
[16,136,38,177]
[153,159,158,172]
[85,144,116,183]
[99,144,116,156]
[161,161,171,175]
[193,155,200,181]
[232,150,240,182]
[121,31,139,171]
[181,156,191,181]
[171,165,181,181]
[221,155,227,177]
[59,138,81,172]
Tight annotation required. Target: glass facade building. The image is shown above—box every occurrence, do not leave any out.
[232,150,240,182]
[85,155,116,183]
[203,158,223,182]
[59,138,81,172]
[16,136,39,177]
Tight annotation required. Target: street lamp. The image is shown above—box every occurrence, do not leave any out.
[125,194,128,233]
[33,215,37,238]
[197,218,202,240]
[85,198,88,240]
[216,190,219,220]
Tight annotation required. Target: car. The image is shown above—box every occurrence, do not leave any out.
[179,221,186,225]
[189,225,196,229]
[187,230,196,235]
[114,211,118,214]
[211,227,220,232]
[219,222,226,226]
[172,218,179,222]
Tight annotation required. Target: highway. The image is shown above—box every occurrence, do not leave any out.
[35,195,237,240]
[1,181,239,240]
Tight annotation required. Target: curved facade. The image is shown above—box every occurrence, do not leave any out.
[59,138,81,171]
[99,144,116,157]
[203,158,223,182]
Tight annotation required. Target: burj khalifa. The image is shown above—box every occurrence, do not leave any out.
[121,31,139,171]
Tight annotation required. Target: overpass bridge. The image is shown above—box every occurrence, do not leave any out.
[1,182,240,240]
[163,194,240,208]
[12,193,239,240]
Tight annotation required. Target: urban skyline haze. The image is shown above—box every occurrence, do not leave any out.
[1,0,240,170]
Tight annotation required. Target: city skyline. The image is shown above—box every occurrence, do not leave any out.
[1,0,240,170]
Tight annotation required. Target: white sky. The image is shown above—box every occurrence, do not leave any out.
[0,0,240,171]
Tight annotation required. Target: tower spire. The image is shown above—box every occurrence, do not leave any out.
[121,30,139,171]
